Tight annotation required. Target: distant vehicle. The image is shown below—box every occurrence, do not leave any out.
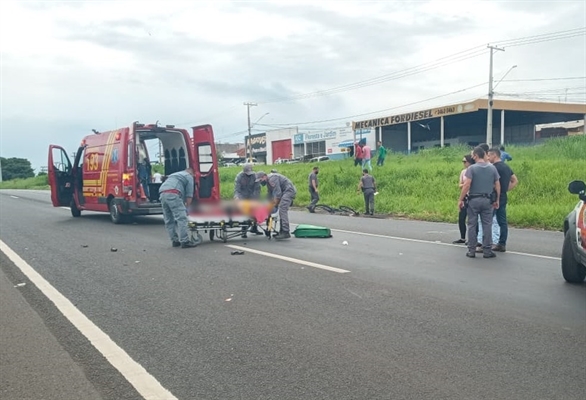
[561,180,586,283]
[48,122,220,224]
[309,156,330,163]
[222,162,238,168]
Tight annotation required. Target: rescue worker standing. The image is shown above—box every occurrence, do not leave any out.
[159,167,198,248]
[458,146,500,259]
[255,171,297,240]
[234,163,262,236]
[307,166,319,213]
[358,168,376,215]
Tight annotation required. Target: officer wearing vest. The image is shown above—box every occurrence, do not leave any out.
[458,146,500,258]
[358,169,377,215]
[159,167,198,248]
[255,171,297,240]
[234,163,262,236]
[307,166,319,213]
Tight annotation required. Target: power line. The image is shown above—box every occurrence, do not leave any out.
[254,27,585,106]
[501,76,586,82]
[264,82,488,127]
[258,48,488,104]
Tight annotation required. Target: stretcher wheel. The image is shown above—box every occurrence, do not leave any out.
[197,233,203,244]
[209,230,215,241]
[220,228,228,243]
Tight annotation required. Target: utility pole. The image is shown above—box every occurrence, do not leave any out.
[244,102,257,162]
[158,140,163,164]
[0,157,3,182]
[487,45,504,146]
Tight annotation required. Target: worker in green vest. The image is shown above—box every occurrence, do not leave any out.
[376,141,387,166]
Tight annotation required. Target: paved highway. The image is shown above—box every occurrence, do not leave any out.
[1,189,584,400]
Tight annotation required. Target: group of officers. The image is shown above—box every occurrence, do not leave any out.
[156,163,298,248]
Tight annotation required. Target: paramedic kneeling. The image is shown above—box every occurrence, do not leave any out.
[159,167,198,248]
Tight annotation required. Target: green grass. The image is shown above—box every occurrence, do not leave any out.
[2,136,583,230]
[220,135,585,231]
[0,175,49,190]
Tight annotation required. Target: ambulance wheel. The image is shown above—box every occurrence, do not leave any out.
[209,230,215,241]
[70,200,81,217]
[109,200,125,224]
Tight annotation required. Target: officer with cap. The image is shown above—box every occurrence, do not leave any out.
[234,163,261,200]
[234,163,262,236]
[255,171,297,240]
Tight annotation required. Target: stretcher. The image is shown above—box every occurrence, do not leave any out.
[187,200,280,243]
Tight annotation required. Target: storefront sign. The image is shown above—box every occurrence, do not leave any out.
[293,133,304,144]
[244,133,267,154]
[352,103,478,129]
[304,130,337,142]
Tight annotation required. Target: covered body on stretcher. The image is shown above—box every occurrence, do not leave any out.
[186,199,279,242]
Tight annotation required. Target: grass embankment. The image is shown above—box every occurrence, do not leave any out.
[220,135,585,231]
[0,174,49,190]
[1,136,582,230]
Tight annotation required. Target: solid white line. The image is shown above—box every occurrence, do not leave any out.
[10,195,19,199]
[293,225,561,261]
[0,240,178,400]
[226,244,350,274]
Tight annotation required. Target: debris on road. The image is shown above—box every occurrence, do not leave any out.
[110,247,118,252]
[14,283,26,288]
[342,240,349,246]
[81,244,88,248]
[231,250,244,255]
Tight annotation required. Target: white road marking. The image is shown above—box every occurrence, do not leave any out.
[291,224,562,261]
[0,240,178,400]
[226,244,350,274]
[10,195,19,199]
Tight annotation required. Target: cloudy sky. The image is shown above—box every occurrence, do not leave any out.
[1,0,585,170]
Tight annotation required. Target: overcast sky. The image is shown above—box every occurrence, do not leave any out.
[1,0,585,170]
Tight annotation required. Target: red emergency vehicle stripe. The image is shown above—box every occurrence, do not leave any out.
[99,130,117,196]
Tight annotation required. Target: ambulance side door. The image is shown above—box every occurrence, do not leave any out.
[191,124,220,202]
[48,145,73,207]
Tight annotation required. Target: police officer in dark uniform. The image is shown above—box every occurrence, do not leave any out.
[458,146,500,258]
[234,163,262,237]
[255,171,297,240]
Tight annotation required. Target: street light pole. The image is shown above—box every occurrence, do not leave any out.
[486,45,504,146]
[244,102,257,161]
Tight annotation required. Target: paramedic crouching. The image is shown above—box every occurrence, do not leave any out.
[255,171,297,240]
[159,167,198,248]
[234,163,262,236]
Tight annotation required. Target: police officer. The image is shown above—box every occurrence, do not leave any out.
[234,163,262,236]
[234,163,261,201]
[159,167,198,248]
[307,166,319,213]
[458,146,500,258]
[255,171,297,240]
[358,168,376,215]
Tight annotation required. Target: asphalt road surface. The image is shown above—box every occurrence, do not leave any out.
[1,189,584,400]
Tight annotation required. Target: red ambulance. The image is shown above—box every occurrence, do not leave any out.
[48,122,220,223]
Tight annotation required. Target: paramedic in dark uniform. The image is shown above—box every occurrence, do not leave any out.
[458,146,500,259]
[159,167,198,248]
[307,166,319,213]
[358,168,376,215]
[255,171,297,240]
[234,163,262,236]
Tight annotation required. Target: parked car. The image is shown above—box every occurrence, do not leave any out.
[561,180,586,283]
[309,156,330,163]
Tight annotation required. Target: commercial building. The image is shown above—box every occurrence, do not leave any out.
[244,99,585,165]
[352,99,585,152]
